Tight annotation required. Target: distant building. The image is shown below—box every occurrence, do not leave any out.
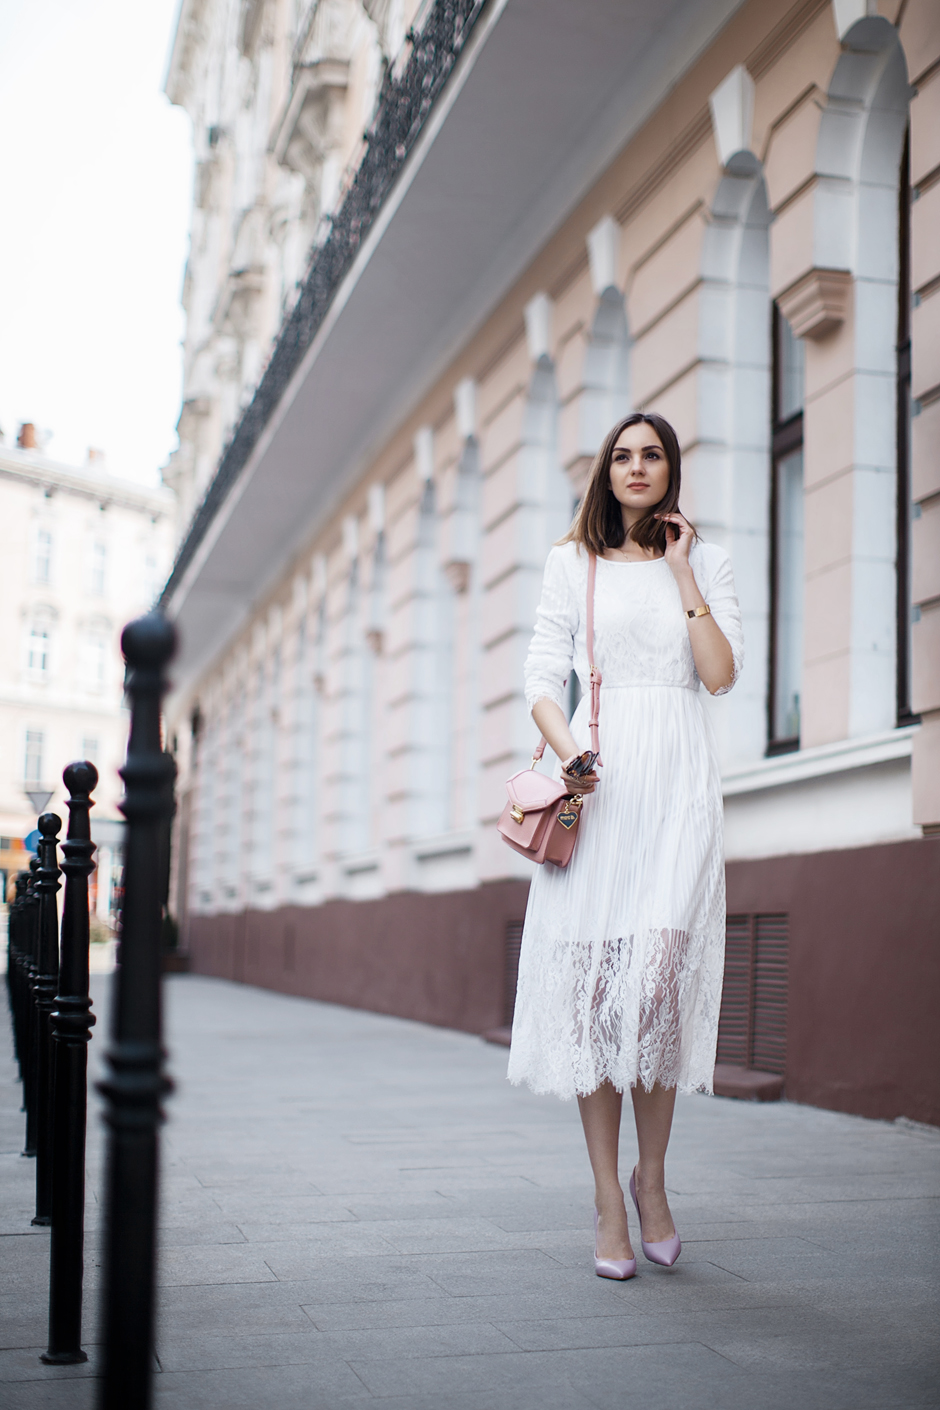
[162,0,391,539]
[163,0,940,1125]
[0,434,174,912]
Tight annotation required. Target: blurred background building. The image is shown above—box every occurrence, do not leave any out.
[160,0,940,1124]
[0,426,174,920]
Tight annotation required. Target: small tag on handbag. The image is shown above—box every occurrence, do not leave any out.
[557,805,579,830]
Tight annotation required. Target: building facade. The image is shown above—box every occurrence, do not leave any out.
[0,433,174,914]
[163,0,940,1124]
[162,0,401,538]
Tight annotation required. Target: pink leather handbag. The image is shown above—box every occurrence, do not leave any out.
[497,553,601,868]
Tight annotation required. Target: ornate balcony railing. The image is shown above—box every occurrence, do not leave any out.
[162,0,487,606]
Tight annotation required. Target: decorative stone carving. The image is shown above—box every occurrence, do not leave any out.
[444,561,471,595]
[272,59,350,189]
[776,267,852,340]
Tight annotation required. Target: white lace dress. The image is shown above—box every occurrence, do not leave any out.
[507,540,744,1099]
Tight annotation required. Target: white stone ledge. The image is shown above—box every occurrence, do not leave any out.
[413,831,474,863]
[722,726,917,797]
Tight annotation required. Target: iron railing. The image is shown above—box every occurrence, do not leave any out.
[161,0,487,608]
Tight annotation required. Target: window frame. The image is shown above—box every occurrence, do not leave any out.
[89,539,107,597]
[896,127,919,729]
[27,624,51,678]
[34,526,53,585]
[767,304,804,756]
[24,729,45,784]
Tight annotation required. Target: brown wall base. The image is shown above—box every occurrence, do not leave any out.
[186,879,530,1036]
[726,837,940,1126]
[186,837,940,1125]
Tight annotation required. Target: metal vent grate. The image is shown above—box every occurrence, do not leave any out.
[752,913,788,1074]
[504,921,524,1027]
[717,914,753,1067]
[717,913,788,1076]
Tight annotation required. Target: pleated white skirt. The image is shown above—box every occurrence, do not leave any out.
[507,684,726,1099]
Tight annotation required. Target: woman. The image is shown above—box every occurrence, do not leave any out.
[507,412,743,1280]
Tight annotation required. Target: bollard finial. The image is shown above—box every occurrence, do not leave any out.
[63,761,98,798]
[38,813,61,838]
[121,613,176,670]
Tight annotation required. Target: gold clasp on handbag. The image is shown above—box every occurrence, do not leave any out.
[510,804,525,825]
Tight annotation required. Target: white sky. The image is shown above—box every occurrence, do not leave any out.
[0,0,192,486]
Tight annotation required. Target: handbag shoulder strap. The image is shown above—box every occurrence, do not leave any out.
[586,552,602,762]
[532,551,601,765]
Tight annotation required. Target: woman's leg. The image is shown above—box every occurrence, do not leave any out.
[630,1082,677,1242]
[578,1081,634,1259]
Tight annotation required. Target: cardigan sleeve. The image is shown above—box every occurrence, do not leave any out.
[701,546,744,694]
[524,545,577,712]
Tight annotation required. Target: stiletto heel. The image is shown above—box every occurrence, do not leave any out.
[629,1168,681,1267]
[593,1208,637,1280]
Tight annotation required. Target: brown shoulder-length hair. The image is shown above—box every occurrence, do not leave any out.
[560,412,687,556]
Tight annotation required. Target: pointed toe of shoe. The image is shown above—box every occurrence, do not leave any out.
[594,1254,637,1280]
[640,1233,681,1267]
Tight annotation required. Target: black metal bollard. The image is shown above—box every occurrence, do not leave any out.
[7,871,30,1086]
[32,815,62,1225]
[23,858,42,1158]
[98,614,176,1410]
[43,763,98,1365]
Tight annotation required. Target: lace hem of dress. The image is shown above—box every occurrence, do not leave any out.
[508,924,724,1101]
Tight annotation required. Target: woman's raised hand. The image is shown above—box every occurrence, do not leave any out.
[657,512,695,572]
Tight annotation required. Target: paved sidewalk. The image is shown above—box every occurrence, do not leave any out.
[2,974,939,1409]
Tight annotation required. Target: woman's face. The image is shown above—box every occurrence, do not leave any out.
[608,422,670,515]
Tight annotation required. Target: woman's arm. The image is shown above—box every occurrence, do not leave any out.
[659,515,735,695]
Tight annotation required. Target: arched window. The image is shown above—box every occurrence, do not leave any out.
[804,20,910,739]
[83,634,108,692]
[27,624,50,677]
[34,527,53,585]
[89,540,107,597]
[768,307,805,752]
[896,127,916,728]
[24,729,44,783]
[291,603,323,886]
[698,164,772,766]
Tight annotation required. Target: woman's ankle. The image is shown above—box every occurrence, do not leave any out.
[594,1186,626,1214]
[634,1161,666,1193]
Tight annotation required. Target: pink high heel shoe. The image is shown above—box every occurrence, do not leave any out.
[593,1208,637,1281]
[629,1168,681,1267]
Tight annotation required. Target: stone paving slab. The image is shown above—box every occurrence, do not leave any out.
[1,973,939,1409]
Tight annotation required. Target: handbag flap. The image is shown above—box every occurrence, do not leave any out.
[505,768,567,812]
